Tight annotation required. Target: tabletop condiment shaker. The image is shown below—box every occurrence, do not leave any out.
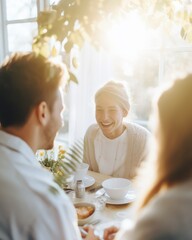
[75,180,85,198]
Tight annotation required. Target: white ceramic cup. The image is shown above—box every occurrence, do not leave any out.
[74,163,89,181]
[102,178,131,200]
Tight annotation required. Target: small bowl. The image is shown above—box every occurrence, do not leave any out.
[74,202,96,226]
[102,178,131,200]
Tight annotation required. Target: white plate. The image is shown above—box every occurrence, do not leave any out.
[105,191,136,205]
[83,175,95,188]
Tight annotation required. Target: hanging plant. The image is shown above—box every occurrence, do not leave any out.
[33,0,192,50]
[33,0,192,84]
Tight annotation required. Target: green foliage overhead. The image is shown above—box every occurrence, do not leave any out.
[34,0,123,53]
[34,0,192,53]
[33,0,192,84]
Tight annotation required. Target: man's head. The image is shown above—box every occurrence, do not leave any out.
[0,52,65,150]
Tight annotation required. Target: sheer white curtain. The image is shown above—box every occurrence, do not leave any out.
[68,43,113,143]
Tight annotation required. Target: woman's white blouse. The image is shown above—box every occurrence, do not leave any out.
[94,129,128,176]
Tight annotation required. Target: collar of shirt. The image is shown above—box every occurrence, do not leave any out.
[0,129,63,194]
[0,130,38,166]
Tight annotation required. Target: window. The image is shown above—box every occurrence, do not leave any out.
[0,0,40,61]
[0,0,69,145]
[1,2,192,143]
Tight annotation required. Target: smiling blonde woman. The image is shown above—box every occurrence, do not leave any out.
[83,81,151,179]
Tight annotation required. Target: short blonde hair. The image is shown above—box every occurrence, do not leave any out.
[95,81,130,112]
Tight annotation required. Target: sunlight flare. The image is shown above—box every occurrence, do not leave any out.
[105,12,150,58]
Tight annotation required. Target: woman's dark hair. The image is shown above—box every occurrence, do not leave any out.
[0,52,64,127]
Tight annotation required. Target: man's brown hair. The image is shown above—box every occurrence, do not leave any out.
[0,52,64,127]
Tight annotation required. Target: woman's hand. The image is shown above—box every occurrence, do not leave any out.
[103,226,119,240]
[81,226,100,240]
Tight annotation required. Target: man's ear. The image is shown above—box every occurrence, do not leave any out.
[36,101,50,126]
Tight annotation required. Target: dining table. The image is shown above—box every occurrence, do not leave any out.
[68,170,137,238]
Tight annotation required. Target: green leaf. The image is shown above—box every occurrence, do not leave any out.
[65,152,80,162]
[68,147,82,159]
[68,72,78,84]
[72,56,79,68]
[181,27,187,40]
[38,10,57,26]
[64,40,73,53]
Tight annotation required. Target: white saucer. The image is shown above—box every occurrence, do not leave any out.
[105,191,136,205]
[83,175,95,188]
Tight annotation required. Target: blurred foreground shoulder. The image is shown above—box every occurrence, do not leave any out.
[117,180,192,240]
